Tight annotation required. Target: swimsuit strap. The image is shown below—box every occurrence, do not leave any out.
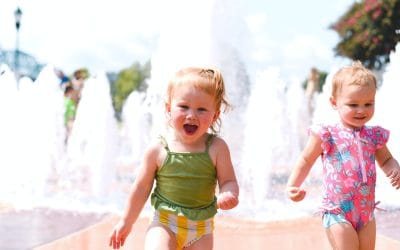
[158,135,170,152]
[205,134,215,153]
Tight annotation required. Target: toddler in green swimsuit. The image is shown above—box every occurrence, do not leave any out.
[109,66,239,249]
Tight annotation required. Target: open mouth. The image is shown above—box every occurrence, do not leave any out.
[183,124,198,135]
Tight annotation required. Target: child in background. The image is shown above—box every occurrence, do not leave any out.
[64,85,78,140]
[305,67,320,114]
[305,67,320,99]
[109,67,239,249]
[286,61,400,250]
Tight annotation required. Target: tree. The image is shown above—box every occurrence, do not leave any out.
[111,61,151,120]
[331,0,400,70]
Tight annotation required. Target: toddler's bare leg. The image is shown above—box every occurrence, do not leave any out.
[325,222,358,250]
[145,224,176,250]
[358,218,376,250]
[185,233,213,250]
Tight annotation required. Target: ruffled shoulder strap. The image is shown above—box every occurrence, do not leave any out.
[363,126,390,149]
[308,124,331,153]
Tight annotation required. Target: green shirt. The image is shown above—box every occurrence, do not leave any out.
[64,97,76,125]
[151,134,217,220]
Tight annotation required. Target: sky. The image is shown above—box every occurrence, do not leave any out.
[1,0,354,81]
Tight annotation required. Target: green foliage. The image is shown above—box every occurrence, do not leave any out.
[111,61,151,120]
[331,0,400,69]
[317,71,328,92]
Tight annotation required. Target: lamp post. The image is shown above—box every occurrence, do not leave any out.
[14,7,22,82]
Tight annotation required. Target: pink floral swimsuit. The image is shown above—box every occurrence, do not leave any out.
[310,124,389,231]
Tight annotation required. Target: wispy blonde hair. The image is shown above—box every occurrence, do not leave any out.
[331,61,377,98]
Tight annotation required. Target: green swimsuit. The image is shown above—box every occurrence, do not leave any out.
[150,134,218,220]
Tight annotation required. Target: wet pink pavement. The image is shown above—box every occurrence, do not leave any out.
[1,207,399,250]
[0,207,107,250]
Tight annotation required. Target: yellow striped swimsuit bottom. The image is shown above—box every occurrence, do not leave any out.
[151,210,214,249]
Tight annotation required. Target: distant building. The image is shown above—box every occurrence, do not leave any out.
[0,49,45,80]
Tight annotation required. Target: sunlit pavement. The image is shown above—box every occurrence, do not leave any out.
[8,210,395,250]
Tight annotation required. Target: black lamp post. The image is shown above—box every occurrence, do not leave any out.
[14,7,22,82]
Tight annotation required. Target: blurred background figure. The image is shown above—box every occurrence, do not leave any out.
[305,67,320,114]
[64,84,79,142]
[55,68,70,89]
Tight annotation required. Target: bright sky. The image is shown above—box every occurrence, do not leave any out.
[1,0,354,80]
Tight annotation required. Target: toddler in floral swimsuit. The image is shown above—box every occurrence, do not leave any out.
[286,61,400,250]
[311,124,388,231]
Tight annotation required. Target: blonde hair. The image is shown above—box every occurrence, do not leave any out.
[331,61,377,98]
[166,67,230,133]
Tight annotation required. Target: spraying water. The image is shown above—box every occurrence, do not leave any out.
[1,1,399,223]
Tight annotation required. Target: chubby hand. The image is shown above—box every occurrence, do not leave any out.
[109,220,132,249]
[217,192,239,210]
[286,186,306,202]
[386,167,400,189]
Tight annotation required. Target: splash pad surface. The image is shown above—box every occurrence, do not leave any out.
[0,207,108,250]
[12,210,397,250]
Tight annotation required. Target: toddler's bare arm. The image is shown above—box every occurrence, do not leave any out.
[376,145,400,189]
